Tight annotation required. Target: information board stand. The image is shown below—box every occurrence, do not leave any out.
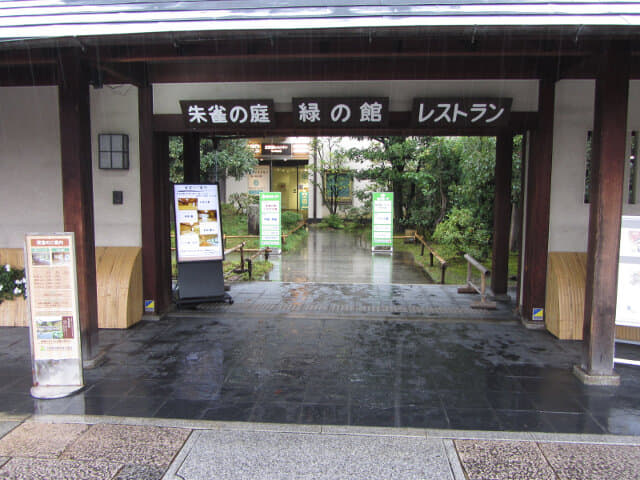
[173,183,232,305]
[372,192,394,254]
[614,215,640,367]
[259,192,282,255]
[25,233,83,399]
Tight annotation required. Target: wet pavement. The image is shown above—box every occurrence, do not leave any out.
[265,228,433,284]
[2,302,640,435]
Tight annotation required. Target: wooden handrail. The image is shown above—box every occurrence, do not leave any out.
[413,233,447,284]
[224,241,246,255]
[458,254,496,309]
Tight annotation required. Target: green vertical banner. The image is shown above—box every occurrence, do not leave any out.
[372,192,394,248]
[259,192,282,249]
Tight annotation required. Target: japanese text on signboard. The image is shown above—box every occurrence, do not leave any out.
[293,98,389,128]
[411,98,512,128]
[180,100,275,129]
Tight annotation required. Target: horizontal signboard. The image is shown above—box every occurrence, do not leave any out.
[293,97,389,128]
[180,100,275,129]
[411,98,512,128]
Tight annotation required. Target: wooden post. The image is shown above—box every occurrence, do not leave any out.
[140,85,172,315]
[522,79,555,322]
[492,133,513,296]
[575,45,629,385]
[58,52,98,361]
[183,132,200,183]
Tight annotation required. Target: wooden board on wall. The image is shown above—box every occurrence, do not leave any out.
[546,252,587,340]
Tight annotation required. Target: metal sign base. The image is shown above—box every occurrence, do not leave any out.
[31,385,83,399]
[371,246,393,254]
[176,260,232,305]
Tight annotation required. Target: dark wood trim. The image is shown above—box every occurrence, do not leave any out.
[581,46,630,376]
[140,86,172,314]
[491,133,513,295]
[58,53,98,360]
[521,78,555,322]
[182,132,201,183]
[153,111,537,136]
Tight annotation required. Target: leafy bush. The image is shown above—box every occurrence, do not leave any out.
[220,202,237,218]
[0,264,26,304]
[319,214,345,229]
[342,206,371,225]
[281,211,303,231]
[432,207,491,260]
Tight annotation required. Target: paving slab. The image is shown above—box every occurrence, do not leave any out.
[113,463,165,480]
[0,422,87,458]
[171,429,455,480]
[0,424,17,441]
[0,457,120,480]
[455,439,555,480]
[539,442,640,480]
[62,424,191,468]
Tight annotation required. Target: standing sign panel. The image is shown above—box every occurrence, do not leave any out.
[616,216,640,328]
[25,233,83,399]
[260,192,282,251]
[174,184,224,262]
[372,192,394,252]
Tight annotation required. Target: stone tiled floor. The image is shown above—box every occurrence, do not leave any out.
[1,419,640,480]
[1,288,640,434]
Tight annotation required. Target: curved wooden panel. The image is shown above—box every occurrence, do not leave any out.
[546,252,587,340]
[95,247,143,329]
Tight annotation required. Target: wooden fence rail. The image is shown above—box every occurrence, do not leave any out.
[457,253,496,309]
[414,233,447,284]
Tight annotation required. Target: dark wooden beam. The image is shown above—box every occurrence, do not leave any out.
[139,86,172,315]
[147,56,557,83]
[521,78,555,322]
[153,111,537,136]
[58,53,98,360]
[579,45,630,380]
[182,132,201,183]
[0,64,58,86]
[492,133,513,295]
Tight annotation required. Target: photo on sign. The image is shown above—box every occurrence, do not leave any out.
[199,234,219,247]
[51,249,70,265]
[36,316,64,340]
[198,209,218,222]
[178,197,198,209]
[31,249,51,266]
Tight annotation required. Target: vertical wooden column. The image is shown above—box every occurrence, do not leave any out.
[492,133,513,295]
[183,132,200,183]
[139,85,171,314]
[521,79,555,322]
[58,52,98,361]
[576,46,629,384]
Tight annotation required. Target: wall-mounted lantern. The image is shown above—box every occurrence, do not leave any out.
[98,133,129,170]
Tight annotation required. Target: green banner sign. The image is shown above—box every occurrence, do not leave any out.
[259,192,282,249]
[372,192,394,248]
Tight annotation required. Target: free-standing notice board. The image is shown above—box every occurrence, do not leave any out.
[173,183,231,304]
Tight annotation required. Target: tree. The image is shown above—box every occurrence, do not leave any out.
[309,137,353,216]
[168,136,257,187]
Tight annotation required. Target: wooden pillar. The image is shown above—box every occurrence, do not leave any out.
[183,132,200,183]
[576,45,630,383]
[139,85,172,314]
[58,52,98,360]
[521,79,555,322]
[492,133,513,295]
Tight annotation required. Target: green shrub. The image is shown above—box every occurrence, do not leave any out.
[281,211,303,231]
[342,206,371,225]
[319,214,345,229]
[432,207,491,260]
[228,193,258,214]
[0,264,26,305]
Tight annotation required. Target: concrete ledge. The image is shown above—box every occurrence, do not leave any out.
[573,364,620,386]
[521,318,546,330]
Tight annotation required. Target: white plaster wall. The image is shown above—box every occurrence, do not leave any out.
[90,85,142,246]
[548,80,640,253]
[154,80,539,114]
[0,86,63,247]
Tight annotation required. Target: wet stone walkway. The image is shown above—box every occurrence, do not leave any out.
[2,313,640,435]
[264,228,434,284]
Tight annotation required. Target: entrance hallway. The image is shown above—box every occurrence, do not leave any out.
[1,313,640,435]
[265,229,433,284]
